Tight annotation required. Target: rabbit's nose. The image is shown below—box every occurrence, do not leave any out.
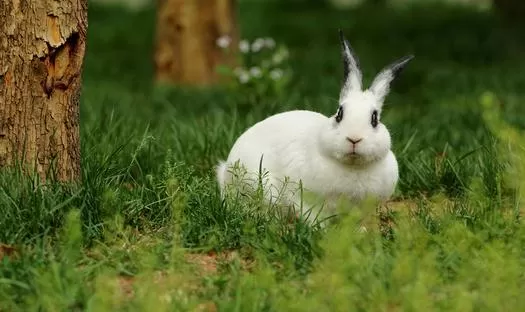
[346,137,363,145]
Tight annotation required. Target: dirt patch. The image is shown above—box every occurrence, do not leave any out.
[0,244,18,260]
[184,249,255,275]
[117,275,135,299]
[184,252,220,275]
[194,301,218,312]
[113,250,253,305]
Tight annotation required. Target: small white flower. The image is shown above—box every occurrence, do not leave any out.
[239,40,250,53]
[270,69,284,80]
[272,53,284,64]
[216,35,231,49]
[238,72,250,84]
[251,38,265,52]
[264,38,276,49]
[249,67,262,78]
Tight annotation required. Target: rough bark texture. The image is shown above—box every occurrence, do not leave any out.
[0,0,87,182]
[154,0,239,85]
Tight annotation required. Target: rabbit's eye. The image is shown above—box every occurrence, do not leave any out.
[335,106,344,123]
[371,110,379,127]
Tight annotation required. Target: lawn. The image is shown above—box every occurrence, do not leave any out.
[1,1,525,311]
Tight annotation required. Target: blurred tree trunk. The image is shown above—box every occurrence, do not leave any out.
[0,0,87,182]
[493,0,525,24]
[154,0,239,85]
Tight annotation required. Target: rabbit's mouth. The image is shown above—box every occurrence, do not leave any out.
[342,151,371,166]
[344,151,364,162]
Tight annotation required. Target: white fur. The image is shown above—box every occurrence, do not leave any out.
[216,31,413,224]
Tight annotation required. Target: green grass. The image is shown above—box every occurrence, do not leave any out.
[1,1,525,310]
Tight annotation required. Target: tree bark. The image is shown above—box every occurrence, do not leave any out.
[0,0,87,182]
[154,0,239,85]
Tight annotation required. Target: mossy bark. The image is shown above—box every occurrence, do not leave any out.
[0,0,87,182]
[154,0,239,85]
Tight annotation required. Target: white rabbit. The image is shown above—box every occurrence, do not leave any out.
[216,30,414,224]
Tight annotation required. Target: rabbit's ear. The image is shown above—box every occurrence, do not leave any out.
[369,55,414,104]
[339,29,362,100]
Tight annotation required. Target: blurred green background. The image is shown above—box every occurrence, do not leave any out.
[1,1,525,309]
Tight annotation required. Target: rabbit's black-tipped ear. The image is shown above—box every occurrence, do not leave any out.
[338,29,362,100]
[369,55,414,104]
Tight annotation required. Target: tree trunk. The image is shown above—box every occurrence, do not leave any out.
[0,0,87,182]
[154,0,239,85]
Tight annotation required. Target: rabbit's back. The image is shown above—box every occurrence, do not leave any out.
[226,110,324,169]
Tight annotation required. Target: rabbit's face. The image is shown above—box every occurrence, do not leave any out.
[319,90,391,166]
[319,30,413,166]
